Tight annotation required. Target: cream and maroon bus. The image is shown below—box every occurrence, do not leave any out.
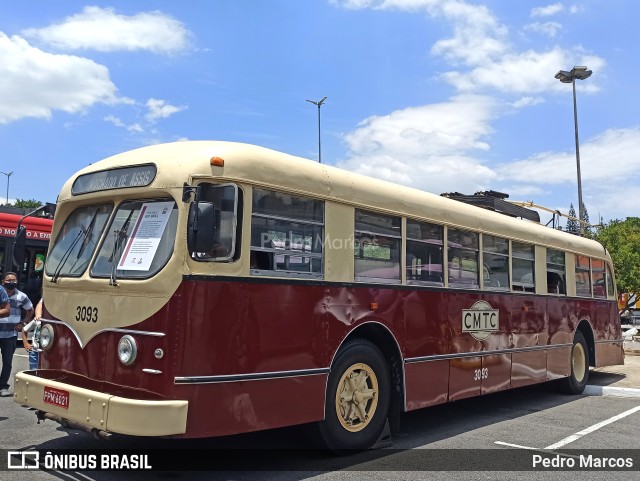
[14,141,623,450]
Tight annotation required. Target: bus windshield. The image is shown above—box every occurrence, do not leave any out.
[45,204,113,278]
[90,198,178,279]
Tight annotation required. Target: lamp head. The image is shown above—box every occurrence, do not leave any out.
[555,70,573,83]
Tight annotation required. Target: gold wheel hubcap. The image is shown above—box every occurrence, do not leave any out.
[335,363,379,432]
[572,343,586,383]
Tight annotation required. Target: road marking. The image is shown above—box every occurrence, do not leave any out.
[494,441,537,450]
[494,441,580,459]
[14,353,28,358]
[545,405,640,449]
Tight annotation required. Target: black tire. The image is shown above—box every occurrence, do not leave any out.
[317,339,390,452]
[559,331,589,394]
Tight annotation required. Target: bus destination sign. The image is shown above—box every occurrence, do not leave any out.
[72,164,157,195]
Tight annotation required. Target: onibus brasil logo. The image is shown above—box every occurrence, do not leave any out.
[462,300,499,341]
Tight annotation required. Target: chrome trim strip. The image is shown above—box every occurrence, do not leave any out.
[104,328,165,337]
[595,339,624,344]
[404,343,574,364]
[142,369,163,375]
[42,319,165,348]
[174,367,330,385]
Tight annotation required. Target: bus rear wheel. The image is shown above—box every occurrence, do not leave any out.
[559,331,589,394]
[318,339,390,451]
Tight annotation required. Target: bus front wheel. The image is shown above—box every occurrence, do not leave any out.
[560,331,589,394]
[318,339,390,452]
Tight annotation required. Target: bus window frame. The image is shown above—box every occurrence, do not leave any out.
[250,188,325,279]
[89,197,179,281]
[190,183,241,263]
[44,203,114,279]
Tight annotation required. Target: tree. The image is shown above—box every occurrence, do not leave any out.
[13,199,42,209]
[595,217,640,313]
[566,203,579,235]
[581,203,592,237]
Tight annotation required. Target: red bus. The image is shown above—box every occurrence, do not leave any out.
[15,142,623,450]
[0,208,53,301]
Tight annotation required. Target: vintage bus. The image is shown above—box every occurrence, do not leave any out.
[14,141,623,450]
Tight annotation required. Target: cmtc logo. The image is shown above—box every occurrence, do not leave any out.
[8,451,39,469]
[462,300,499,341]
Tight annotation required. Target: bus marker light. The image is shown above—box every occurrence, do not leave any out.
[210,157,225,167]
[370,302,378,310]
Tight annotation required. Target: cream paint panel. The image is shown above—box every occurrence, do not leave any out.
[324,202,354,282]
[44,290,169,345]
[14,372,188,436]
[43,188,186,344]
[15,372,112,431]
[566,253,577,297]
[106,397,188,436]
[56,141,614,284]
[535,245,547,295]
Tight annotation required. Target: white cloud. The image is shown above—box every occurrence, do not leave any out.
[145,98,186,122]
[525,21,562,37]
[531,4,564,18]
[104,115,143,132]
[510,96,545,108]
[497,127,640,219]
[22,6,191,54]
[0,32,123,124]
[441,47,605,94]
[334,0,604,95]
[499,127,640,186]
[338,95,498,194]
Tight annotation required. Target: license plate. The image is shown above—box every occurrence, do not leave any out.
[43,386,69,409]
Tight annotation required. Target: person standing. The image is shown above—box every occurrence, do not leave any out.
[22,298,43,370]
[0,272,34,397]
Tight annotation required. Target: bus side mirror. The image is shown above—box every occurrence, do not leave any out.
[187,202,216,253]
[13,225,27,271]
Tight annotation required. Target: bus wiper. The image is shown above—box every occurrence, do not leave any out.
[65,210,99,275]
[51,211,99,283]
[109,210,134,286]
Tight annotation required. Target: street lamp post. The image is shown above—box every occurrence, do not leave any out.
[306,96,327,163]
[555,66,592,235]
[0,171,13,205]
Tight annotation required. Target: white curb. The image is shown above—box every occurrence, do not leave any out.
[584,385,640,398]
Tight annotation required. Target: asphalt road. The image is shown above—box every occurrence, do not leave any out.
[2,349,640,481]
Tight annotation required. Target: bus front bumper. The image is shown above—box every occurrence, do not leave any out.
[14,371,188,437]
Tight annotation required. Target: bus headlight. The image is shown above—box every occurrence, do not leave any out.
[39,324,55,351]
[117,335,138,366]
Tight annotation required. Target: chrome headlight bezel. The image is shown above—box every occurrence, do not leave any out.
[117,335,138,366]
[39,324,55,351]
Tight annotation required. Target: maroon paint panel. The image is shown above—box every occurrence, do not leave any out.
[511,351,547,388]
[404,360,449,411]
[546,346,571,380]
[481,354,511,394]
[448,357,482,401]
[37,278,622,438]
[176,375,328,438]
[595,342,624,368]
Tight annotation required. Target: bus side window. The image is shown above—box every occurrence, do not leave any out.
[547,272,564,294]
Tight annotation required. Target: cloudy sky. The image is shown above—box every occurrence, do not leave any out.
[1,0,638,226]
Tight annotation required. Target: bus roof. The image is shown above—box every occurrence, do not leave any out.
[60,140,608,259]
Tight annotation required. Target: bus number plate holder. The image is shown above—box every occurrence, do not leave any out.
[43,386,69,409]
